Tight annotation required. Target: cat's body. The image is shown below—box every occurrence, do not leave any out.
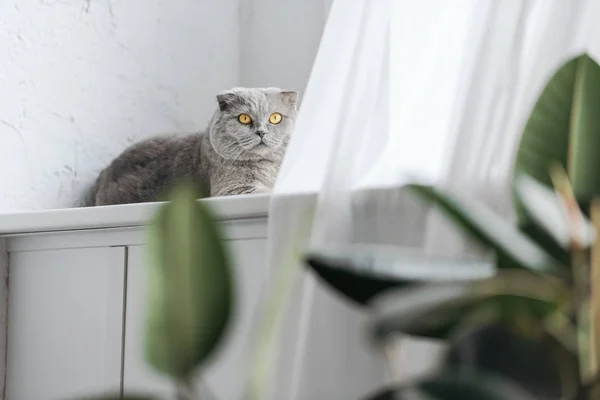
[84,87,297,206]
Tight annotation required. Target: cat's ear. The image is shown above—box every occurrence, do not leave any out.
[217,92,241,111]
[280,91,299,109]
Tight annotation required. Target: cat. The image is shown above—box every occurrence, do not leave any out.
[83,87,298,206]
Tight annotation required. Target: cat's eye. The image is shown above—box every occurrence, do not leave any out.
[269,112,283,124]
[238,114,252,125]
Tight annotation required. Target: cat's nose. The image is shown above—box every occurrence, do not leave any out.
[256,130,267,139]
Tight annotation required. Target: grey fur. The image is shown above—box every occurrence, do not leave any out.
[84,87,298,206]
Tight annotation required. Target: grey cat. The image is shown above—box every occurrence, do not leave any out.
[83,87,298,206]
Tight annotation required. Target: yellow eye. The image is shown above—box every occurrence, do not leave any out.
[238,114,252,125]
[269,112,283,124]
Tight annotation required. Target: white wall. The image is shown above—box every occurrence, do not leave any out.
[239,0,328,92]
[0,0,240,211]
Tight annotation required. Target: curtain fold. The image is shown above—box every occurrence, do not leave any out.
[262,1,600,399]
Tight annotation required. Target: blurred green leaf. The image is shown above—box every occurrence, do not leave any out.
[363,370,536,400]
[408,184,567,277]
[519,221,570,272]
[556,55,600,203]
[513,53,600,222]
[305,244,494,306]
[370,270,570,340]
[146,181,233,379]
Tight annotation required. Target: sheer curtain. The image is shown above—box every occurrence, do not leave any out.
[261,0,600,399]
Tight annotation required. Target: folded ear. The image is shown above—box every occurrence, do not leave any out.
[217,92,242,111]
[280,91,299,109]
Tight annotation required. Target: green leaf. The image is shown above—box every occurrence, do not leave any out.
[363,371,537,400]
[562,56,600,201]
[408,184,567,277]
[513,53,600,222]
[370,270,570,340]
[146,181,233,379]
[519,221,570,271]
[305,244,494,306]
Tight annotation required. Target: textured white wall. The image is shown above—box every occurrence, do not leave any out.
[0,0,239,211]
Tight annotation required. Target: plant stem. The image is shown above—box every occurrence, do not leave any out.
[590,199,600,381]
[573,246,591,383]
[542,331,579,400]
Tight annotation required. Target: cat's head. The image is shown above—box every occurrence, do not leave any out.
[209,87,298,160]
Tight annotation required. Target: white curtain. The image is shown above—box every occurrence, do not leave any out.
[261,0,600,399]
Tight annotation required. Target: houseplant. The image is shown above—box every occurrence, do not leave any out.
[305,53,600,399]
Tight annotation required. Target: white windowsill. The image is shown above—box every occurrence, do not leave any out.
[0,184,435,236]
[0,194,271,235]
